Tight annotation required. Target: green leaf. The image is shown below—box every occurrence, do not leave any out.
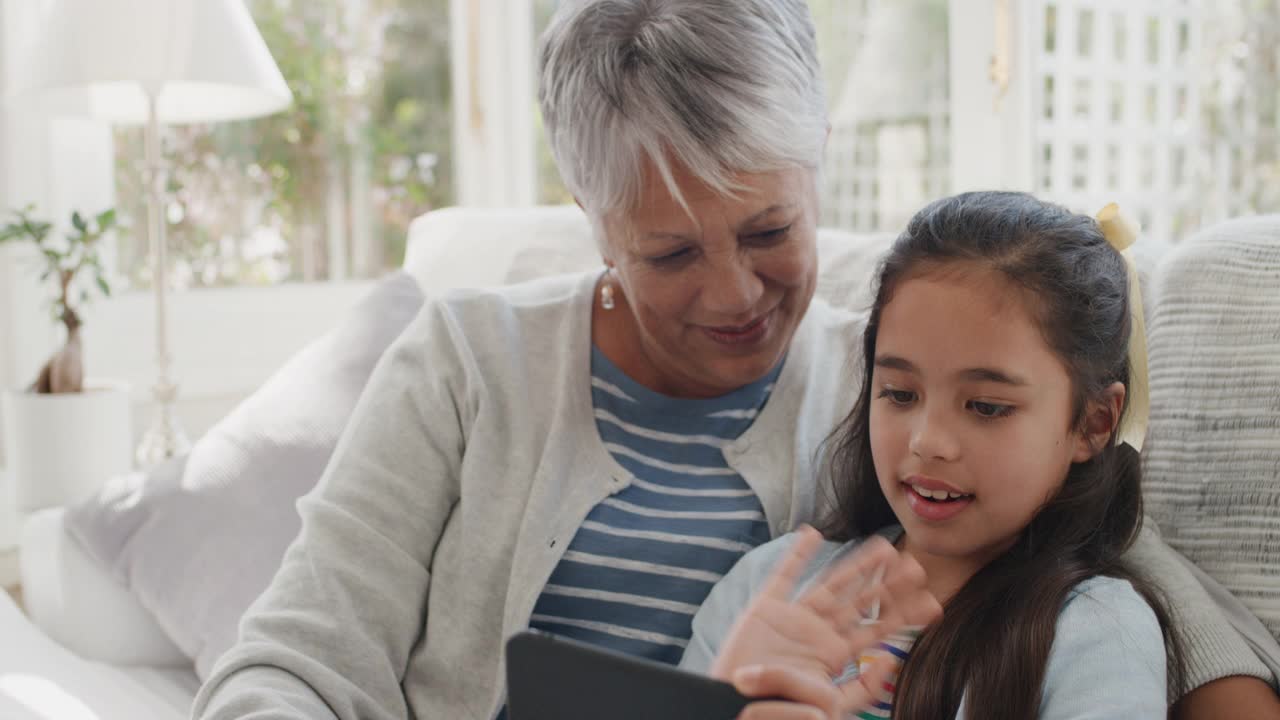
[24,219,53,244]
[95,208,117,229]
[71,211,87,233]
[95,275,111,297]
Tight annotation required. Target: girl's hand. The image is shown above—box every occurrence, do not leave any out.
[709,526,941,718]
[729,661,897,720]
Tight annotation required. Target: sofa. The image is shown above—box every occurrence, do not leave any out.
[0,205,1276,720]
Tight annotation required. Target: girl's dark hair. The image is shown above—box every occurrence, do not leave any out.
[820,191,1186,719]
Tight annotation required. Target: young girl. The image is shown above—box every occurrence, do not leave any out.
[679,191,1187,719]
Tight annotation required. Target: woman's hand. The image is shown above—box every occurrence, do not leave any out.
[709,526,941,719]
[1172,675,1280,720]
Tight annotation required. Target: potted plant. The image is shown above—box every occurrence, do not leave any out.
[0,206,135,514]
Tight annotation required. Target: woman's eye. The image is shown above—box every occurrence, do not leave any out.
[968,400,1014,419]
[878,388,916,406]
[650,247,693,266]
[746,225,792,245]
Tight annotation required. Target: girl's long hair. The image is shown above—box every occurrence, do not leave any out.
[820,191,1186,719]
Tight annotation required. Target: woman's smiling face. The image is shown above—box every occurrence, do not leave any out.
[599,161,819,399]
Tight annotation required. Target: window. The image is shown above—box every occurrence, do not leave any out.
[107,0,1278,292]
[1032,0,1280,240]
[112,0,453,289]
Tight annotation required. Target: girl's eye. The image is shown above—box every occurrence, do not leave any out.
[877,388,916,406]
[968,400,1015,419]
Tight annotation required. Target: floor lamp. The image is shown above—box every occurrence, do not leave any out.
[13,0,292,466]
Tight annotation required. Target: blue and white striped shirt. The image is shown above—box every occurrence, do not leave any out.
[525,345,780,664]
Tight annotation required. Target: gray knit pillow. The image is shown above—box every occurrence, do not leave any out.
[1142,215,1280,640]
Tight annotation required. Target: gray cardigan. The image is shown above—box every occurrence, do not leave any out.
[194,270,1273,720]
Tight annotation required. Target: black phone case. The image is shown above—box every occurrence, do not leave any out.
[505,630,755,720]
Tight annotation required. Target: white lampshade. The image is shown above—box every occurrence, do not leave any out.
[11,0,292,124]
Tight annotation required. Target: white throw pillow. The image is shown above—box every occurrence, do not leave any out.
[64,271,425,678]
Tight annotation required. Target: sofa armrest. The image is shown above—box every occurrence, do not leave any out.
[20,508,188,667]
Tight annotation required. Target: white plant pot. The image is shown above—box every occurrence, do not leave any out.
[2,380,134,515]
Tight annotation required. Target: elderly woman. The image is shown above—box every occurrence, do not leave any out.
[195,1,1277,719]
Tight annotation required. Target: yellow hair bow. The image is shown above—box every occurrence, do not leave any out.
[1095,203,1149,453]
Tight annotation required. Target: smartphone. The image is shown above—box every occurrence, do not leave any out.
[505,630,758,720]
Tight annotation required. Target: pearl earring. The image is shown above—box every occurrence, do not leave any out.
[600,281,615,310]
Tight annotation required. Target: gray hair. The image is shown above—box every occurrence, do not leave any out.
[538,0,828,219]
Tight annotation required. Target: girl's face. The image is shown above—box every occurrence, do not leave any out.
[869,265,1102,576]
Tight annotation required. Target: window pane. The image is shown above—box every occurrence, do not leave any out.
[820,0,951,233]
[534,0,574,205]
[114,0,453,289]
[1033,0,1280,241]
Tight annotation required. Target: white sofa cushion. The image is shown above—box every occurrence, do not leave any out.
[403,205,598,291]
[0,588,193,720]
[20,507,185,667]
[61,271,425,679]
[1142,214,1280,640]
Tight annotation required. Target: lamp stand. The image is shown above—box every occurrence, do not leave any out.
[135,92,191,467]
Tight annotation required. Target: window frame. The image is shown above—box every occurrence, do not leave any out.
[947,0,1036,193]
